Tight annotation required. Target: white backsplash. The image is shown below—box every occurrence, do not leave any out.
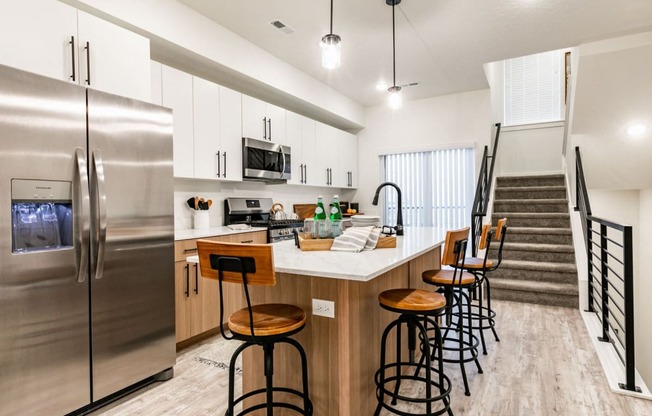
[174,178,358,230]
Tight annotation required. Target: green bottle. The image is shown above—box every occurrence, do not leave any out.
[330,195,342,237]
[314,195,329,238]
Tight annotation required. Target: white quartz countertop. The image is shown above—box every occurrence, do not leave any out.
[175,226,267,241]
[187,227,447,282]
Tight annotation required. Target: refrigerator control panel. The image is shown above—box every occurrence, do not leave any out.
[11,179,72,201]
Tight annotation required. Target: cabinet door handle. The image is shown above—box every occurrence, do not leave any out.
[69,36,76,82]
[183,248,197,253]
[299,164,304,183]
[240,239,254,244]
[84,42,91,85]
[194,264,199,295]
[223,152,227,177]
[216,151,221,177]
[263,117,267,140]
[268,118,272,141]
[184,264,190,298]
[304,164,307,184]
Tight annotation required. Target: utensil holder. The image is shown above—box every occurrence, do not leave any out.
[193,210,209,230]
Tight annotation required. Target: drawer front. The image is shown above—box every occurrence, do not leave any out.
[175,231,267,261]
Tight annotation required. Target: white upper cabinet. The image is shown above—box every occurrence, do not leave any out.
[162,65,194,178]
[338,131,358,189]
[315,122,339,187]
[242,95,286,144]
[192,77,242,181]
[286,111,318,186]
[0,0,78,82]
[0,1,150,102]
[192,76,220,180]
[77,11,150,102]
[218,86,243,181]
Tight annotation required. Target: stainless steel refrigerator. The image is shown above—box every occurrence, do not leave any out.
[0,64,176,415]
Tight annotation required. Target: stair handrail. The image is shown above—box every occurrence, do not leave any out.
[575,147,639,393]
[574,146,592,248]
[471,122,501,256]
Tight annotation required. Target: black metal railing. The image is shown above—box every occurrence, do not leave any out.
[575,147,639,393]
[471,122,501,256]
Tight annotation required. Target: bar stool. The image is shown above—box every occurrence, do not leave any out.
[374,288,452,416]
[421,227,483,396]
[196,240,313,416]
[459,218,507,355]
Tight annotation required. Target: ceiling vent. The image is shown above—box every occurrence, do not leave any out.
[270,20,295,35]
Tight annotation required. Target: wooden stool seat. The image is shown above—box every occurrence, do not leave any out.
[379,288,446,312]
[458,257,494,269]
[422,268,476,286]
[229,303,306,337]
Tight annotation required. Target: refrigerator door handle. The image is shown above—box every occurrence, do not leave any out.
[75,148,90,283]
[92,149,108,280]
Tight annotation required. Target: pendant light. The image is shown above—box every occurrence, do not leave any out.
[388,0,403,109]
[321,0,341,69]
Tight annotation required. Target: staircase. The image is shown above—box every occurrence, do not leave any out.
[489,174,579,308]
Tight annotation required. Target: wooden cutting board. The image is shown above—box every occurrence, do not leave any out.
[293,204,317,220]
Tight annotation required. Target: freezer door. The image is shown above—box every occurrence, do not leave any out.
[87,89,175,400]
[0,65,91,415]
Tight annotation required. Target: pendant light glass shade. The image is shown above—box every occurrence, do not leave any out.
[321,34,341,69]
[388,85,403,109]
[321,0,341,69]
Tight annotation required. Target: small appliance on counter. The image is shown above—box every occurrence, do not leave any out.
[224,197,305,243]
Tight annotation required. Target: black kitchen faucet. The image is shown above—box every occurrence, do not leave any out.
[372,182,403,236]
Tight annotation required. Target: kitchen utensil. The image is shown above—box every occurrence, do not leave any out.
[207,199,213,209]
[187,197,196,210]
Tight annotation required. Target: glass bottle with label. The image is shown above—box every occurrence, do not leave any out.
[330,194,343,237]
[314,195,329,238]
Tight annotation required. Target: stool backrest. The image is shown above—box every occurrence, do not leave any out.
[478,224,491,250]
[196,240,275,286]
[495,218,507,242]
[442,227,470,267]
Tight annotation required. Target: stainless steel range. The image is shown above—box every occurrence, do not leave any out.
[224,197,305,243]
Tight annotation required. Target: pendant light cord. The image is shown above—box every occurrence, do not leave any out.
[392,2,396,88]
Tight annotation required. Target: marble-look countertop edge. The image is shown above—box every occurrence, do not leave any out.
[175,226,268,241]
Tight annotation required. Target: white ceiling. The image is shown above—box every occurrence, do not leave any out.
[177,0,652,107]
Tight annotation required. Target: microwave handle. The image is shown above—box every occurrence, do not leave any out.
[280,145,286,178]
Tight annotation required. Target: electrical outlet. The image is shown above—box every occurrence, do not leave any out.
[312,299,335,318]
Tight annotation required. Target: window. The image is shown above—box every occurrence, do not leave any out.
[381,147,475,230]
[504,49,563,126]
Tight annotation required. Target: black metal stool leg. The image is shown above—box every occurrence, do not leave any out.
[263,342,274,416]
[485,277,500,342]
[465,290,483,375]
[477,281,488,355]
[282,337,313,415]
[375,319,396,416]
[391,317,403,405]
[226,341,251,416]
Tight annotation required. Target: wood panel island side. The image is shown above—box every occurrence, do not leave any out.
[240,227,447,415]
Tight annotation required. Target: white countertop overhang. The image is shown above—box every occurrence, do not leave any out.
[187,227,446,283]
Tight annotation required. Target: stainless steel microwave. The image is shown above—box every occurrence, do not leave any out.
[242,137,291,182]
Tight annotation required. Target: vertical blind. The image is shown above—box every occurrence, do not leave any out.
[504,49,563,126]
[381,147,475,231]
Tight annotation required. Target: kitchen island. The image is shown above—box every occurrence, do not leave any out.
[240,227,447,415]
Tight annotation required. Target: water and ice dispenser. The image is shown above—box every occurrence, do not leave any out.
[11,179,73,253]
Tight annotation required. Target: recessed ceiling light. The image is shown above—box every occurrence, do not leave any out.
[627,123,648,138]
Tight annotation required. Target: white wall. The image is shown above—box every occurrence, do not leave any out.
[638,189,652,385]
[174,180,356,230]
[496,124,565,176]
[356,89,492,216]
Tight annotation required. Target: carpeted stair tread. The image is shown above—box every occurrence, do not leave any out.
[508,227,572,235]
[496,174,565,188]
[494,198,568,205]
[495,186,566,192]
[493,212,570,219]
[500,242,574,253]
[495,186,567,200]
[491,278,579,295]
[496,259,577,273]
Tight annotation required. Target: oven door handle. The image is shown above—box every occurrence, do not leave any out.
[280,145,286,178]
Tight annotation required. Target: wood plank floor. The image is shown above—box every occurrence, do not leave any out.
[89,300,652,416]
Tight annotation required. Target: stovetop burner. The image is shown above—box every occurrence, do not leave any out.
[224,197,305,242]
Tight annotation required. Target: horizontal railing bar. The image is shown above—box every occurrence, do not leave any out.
[606,252,625,266]
[590,229,601,236]
[606,279,625,300]
[589,249,601,258]
[605,265,625,282]
[606,313,627,336]
[605,300,626,323]
[605,236,624,248]
[587,215,629,231]
[613,341,626,365]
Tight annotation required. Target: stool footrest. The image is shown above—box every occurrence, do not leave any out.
[232,386,313,416]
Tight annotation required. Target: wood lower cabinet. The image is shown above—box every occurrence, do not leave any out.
[174,230,267,344]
